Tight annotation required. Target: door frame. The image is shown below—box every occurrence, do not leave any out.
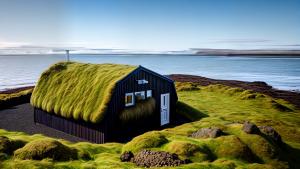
[160,93,170,126]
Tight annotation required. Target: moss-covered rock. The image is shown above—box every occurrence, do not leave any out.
[122,131,168,153]
[190,127,224,138]
[14,139,78,161]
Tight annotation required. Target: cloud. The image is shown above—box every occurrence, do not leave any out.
[267,44,300,47]
[0,41,30,48]
[211,39,272,44]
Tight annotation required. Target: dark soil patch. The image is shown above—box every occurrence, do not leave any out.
[133,150,189,167]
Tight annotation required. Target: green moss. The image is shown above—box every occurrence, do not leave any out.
[119,98,156,123]
[31,62,137,123]
[122,131,168,153]
[211,135,255,162]
[166,141,210,162]
[14,139,78,161]
[176,101,208,121]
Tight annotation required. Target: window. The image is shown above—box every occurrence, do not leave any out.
[135,91,145,101]
[146,90,152,98]
[125,93,134,107]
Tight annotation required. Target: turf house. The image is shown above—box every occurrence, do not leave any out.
[31,62,178,143]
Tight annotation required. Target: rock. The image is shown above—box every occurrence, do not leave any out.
[259,126,283,145]
[133,150,189,167]
[120,151,134,162]
[242,121,260,134]
[190,127,224,138]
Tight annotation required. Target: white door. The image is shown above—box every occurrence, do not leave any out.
[160,93,170,126]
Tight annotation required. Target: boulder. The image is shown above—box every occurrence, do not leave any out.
[120,151,134,162]
[133,150,189,167]
[259,126,283,145]
[242,121,260,134]
[190,127,224,138]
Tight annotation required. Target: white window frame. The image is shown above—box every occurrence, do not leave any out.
[146,90,152,98]
[125,93,135,107]
[135,91,145,100]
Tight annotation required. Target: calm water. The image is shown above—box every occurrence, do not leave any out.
[0,54,300,91]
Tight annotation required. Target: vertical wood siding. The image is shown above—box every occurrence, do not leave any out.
[34,108,107,143]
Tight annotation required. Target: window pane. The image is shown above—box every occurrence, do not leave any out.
[147,90,152,98]
[135,91,145,101]
[125,93,134,106]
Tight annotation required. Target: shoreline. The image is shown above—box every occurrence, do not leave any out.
[1,53,300,58]
[1,75,299,109]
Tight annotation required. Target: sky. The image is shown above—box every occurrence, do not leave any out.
[0,0,300,52]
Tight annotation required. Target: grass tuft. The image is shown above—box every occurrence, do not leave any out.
[119,98,156,123]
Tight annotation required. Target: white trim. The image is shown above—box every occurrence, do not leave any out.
[125,93,135,107]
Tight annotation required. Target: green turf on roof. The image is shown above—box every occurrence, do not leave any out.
[31,62,137,123]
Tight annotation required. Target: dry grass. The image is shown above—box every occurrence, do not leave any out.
[30,62,137,123]
[119,97,156,123]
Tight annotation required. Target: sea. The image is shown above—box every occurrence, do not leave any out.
[0,54,300,91]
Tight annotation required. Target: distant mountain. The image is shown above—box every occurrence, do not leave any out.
[194,49,300,56]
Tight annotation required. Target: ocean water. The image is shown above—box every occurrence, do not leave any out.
[0,54,300,91]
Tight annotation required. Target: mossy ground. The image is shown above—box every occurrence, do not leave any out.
[1,82,300,168]
[0,88,33,109]
[0,89,32,102]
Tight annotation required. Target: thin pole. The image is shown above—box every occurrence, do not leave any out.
[66,50,70,62]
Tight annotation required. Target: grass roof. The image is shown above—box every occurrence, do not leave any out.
[31,62,137,123]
